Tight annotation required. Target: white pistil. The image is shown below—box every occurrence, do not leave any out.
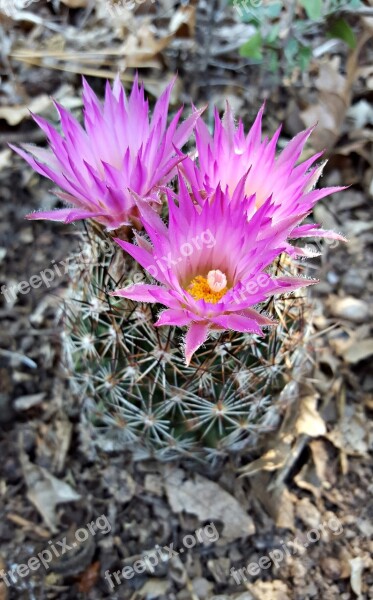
[207,269,227,293]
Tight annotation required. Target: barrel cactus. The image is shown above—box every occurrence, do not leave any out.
[12,74,345,463]
[61,228,312,462]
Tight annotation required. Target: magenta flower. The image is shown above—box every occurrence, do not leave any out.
[182,104,346,256]
[11,76,201,230]
[112,177,316,365]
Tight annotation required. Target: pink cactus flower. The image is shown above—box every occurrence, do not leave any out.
[112,177,317,365]
[182,103,346,256]
[11,75,201,230]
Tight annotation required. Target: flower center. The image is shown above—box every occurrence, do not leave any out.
[188,269,228,304]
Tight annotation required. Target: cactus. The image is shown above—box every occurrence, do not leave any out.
[61,224,312,464]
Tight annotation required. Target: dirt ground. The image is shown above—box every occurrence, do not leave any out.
[0,2,372,599]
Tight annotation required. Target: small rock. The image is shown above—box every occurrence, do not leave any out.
[327,271,339,285]
[363,375,373,392]
[295,498,321,529]
[321,557,342,580]
[290,561,307,580]
[302,581,318,596]
[207,557,230,583]
[144,474,163,496]
[14,392,46,411]
[342,269,365,295]
[314,282,332,295]
[331,297,370,323]
[139,579,170,599]
[192,577,214,598]
[0,393,15,424]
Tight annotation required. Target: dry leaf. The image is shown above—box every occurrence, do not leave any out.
[238,443,289,477]
[0,149,11,170]
[169,5,196,37]
[139,579,171,598]
[248,579,291,600]
[250,472,296,530]
[300,31,371,150]
[295,497,321,529]
[294,439,337,497]
[102,467,136,503]
[296,387,326,437]
[20,446,81,532]
[347,99,373,128]
[165,468,255,541]
[330,297,370,323]
[77,561,100,594]
[342,338,373,364]
[300,62,349,151]
[60,0,87,7]
[349,556,364,597]
[14,392,46,411]
[0,94,50,126]
[327,407,369,457]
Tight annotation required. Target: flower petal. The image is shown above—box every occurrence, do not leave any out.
[26,208,105,223]
[155,308,194,327]
[184,322,209,366]
[211,314,263,335]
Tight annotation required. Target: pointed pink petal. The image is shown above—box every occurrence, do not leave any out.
[26,208,105,223]
[111,284,164,302]
[211,314,263,335]
[184,322,209,366]
[155,308,193,327]
[240,308,276,326]
[289,225,347,242]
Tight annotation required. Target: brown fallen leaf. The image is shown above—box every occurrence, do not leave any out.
[327,406,369,458]
[76,561,100,594]
[295,386,326,438]
[295,438,336,497]
[238,443,289,477]
[300,31,372,150]
[60,0,87,7]
[250,472,296,531]
[300,61,349,151]
[295,497,321,529]
[20,443,81,533]
[164,468,255,541]
[169,5,196,37]
[0,94,50,126]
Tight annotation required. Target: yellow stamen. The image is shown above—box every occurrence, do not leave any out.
[188,271,228,304]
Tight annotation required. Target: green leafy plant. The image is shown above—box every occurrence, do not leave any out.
[233,0,361,74]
